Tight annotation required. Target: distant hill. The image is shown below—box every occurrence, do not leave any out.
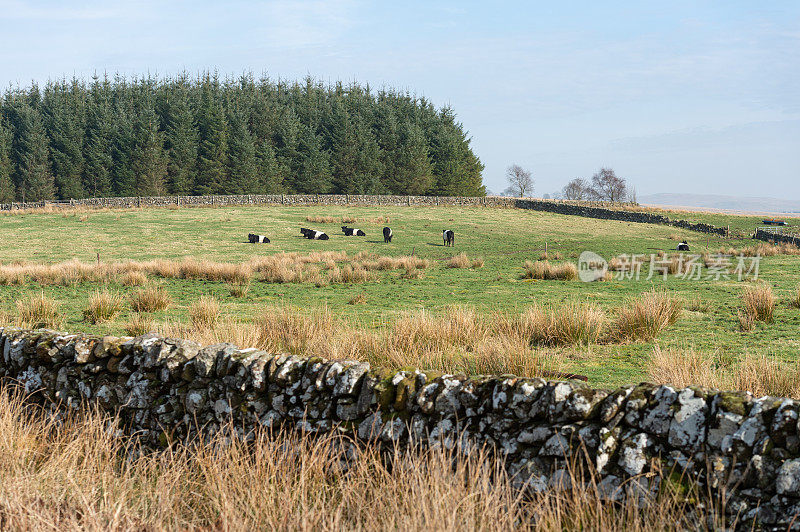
[640,193,800,215]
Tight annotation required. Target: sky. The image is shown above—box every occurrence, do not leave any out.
[1,1,798,199]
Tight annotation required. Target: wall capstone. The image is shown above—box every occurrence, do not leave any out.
[1,327,799,527]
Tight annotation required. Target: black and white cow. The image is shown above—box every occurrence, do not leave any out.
[677,241,690,252]
[383,226,393,243]
[300,228,329,240]
[443,229,454,247]
[341,226,366,236]
[248,233,270,243]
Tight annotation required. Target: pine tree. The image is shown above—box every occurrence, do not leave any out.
[195,75,228,195]
[388,120,434,195]
[255,140,285,193]
[330,112,384,194]
[293,126,331,193]
[12,102,55,201]
[0,115,15,203]
[131,85,167,196]
[43,79,86,199]
[163,81,197,194]
[110,79,136,196]
[226,101,259,193]
[84,76,114,196]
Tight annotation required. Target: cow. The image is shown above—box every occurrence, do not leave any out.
[248,233,270,243]
[300,228,329,240]
[341,226,365,236]
[677,241,690,252]
[383,226,393,243]
[443,229,454,247]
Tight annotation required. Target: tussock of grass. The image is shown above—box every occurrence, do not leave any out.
[130,286,171,313]
[15,293,62,329]
[516,303,606,347]
[738,310,755,332]
[83,290,125,324]
[120,271,147,286]
[125,313,154,336]
[445,253,484,269]
[741,284,775,323]
[348,293,367,305]
[610,290,682,343]
[190,296,220,330]
[227,279,251,298]
[522,260,578,281]
[649,348,800,399]
[791,286,800,309]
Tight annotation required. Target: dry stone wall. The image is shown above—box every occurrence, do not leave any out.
[2,327,800,527]
[753,229,800,247]
[1,194,730,236]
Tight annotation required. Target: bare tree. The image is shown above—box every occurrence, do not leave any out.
[504,164,533,197]
[590,168,627,202]
[562,178,593,200]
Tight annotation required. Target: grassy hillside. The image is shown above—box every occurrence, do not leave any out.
[2,204,799,388]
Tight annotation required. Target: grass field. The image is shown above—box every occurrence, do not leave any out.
[2,204,799,388]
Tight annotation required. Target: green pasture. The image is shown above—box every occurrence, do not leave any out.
[1,204,799,387]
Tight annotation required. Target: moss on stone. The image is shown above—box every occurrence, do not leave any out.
[716,391,749,416]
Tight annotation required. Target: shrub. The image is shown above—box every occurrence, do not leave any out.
[742,284,775,323]
[16,293,62,329]
[129,286,171,312]
[611,290,682,342]
[83,290,125,324]
[190,296,220,330]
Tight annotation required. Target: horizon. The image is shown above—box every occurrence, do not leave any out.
[1,1,798,200]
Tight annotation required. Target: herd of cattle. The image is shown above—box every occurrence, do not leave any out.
[249,227,446,246]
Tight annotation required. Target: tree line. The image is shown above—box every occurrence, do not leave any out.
[0,73,485,202]
[503,165,636,203]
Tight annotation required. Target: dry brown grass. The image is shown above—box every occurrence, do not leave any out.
[305,214,389,224]
[15,293,62,329]
[0,387,724,530]
[649,347,800,399]
[190,296,220,330]
[738,310,755,332]
[348,293,367,305]
[522,260,579,281]
[227,278,251,298]
[0,252,435,288]
[727,242,800,257]
[515,303,607,347]
[125,313,155,336]
[445,253,485,269]
[129,286,171,313]
[791,286,800,309]
[610,290,682,343]
[83,290,125,324]
[120,270,147,287]
[741,284,775,323]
